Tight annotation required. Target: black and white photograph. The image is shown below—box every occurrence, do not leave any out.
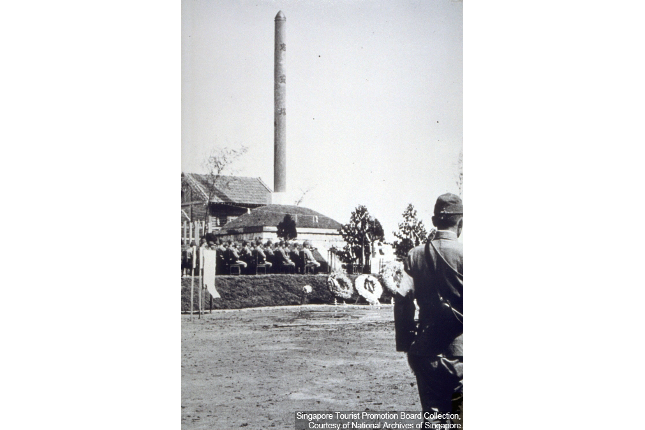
[181,1,462,428]
[7,1,645,429]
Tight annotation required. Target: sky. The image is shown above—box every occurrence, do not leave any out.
[182,0,462,241]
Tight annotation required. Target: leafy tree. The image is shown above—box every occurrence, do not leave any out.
[335,205,385,269]
[393,204,429,260]
[277,214,298,241]
[204,232,218,243]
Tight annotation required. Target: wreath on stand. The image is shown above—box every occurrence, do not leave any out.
[327,272,354,301]
[354,274,383,305]
[380,261,404,295]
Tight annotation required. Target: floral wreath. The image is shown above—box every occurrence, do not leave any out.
[380,261,404,294]
[354,274,383,305]
[327,272,354,300]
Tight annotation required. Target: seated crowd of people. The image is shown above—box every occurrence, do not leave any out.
[181,238,322,275]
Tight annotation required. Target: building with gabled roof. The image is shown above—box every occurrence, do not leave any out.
[181,173,345,267]
[181,172,272,231]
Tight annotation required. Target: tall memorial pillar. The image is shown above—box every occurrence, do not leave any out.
[273,10,287,203]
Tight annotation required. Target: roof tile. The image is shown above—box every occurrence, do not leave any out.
[223,204,342,230]
[182,173,271,206]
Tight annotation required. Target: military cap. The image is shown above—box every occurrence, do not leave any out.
[434,193,463,216]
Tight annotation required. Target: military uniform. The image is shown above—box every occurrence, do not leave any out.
[394,194,463,426]
[216,243,227,275]
[264,243,276,267]
[276,244,296,272]
[255,243,272,270]
[303,247,319,267]
[229,245,248,269]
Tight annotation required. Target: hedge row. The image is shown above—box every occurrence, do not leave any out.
[180,274,393,311]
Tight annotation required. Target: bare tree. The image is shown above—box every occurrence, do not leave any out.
[201,145,249,227]
[203,145,249,178]
[294,184,316,206]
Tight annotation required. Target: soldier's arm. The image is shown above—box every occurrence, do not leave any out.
[394,272,416,352]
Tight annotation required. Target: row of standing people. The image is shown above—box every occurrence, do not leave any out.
[182,238,321,275]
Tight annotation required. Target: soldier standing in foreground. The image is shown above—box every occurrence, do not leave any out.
[394,193,463,427]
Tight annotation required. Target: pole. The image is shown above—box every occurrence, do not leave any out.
[362,236,365,274]
[190,244,197,320]
[198,247,204,319]
[210,248,215,314]
[190,268,194,319]
[197,245,202,320]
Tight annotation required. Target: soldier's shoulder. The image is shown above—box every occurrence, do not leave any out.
[441,238,463,254]
[405,244,426,271]
[408,244,426,258]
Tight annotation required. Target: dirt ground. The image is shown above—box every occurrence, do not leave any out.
[181,304,421,430]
